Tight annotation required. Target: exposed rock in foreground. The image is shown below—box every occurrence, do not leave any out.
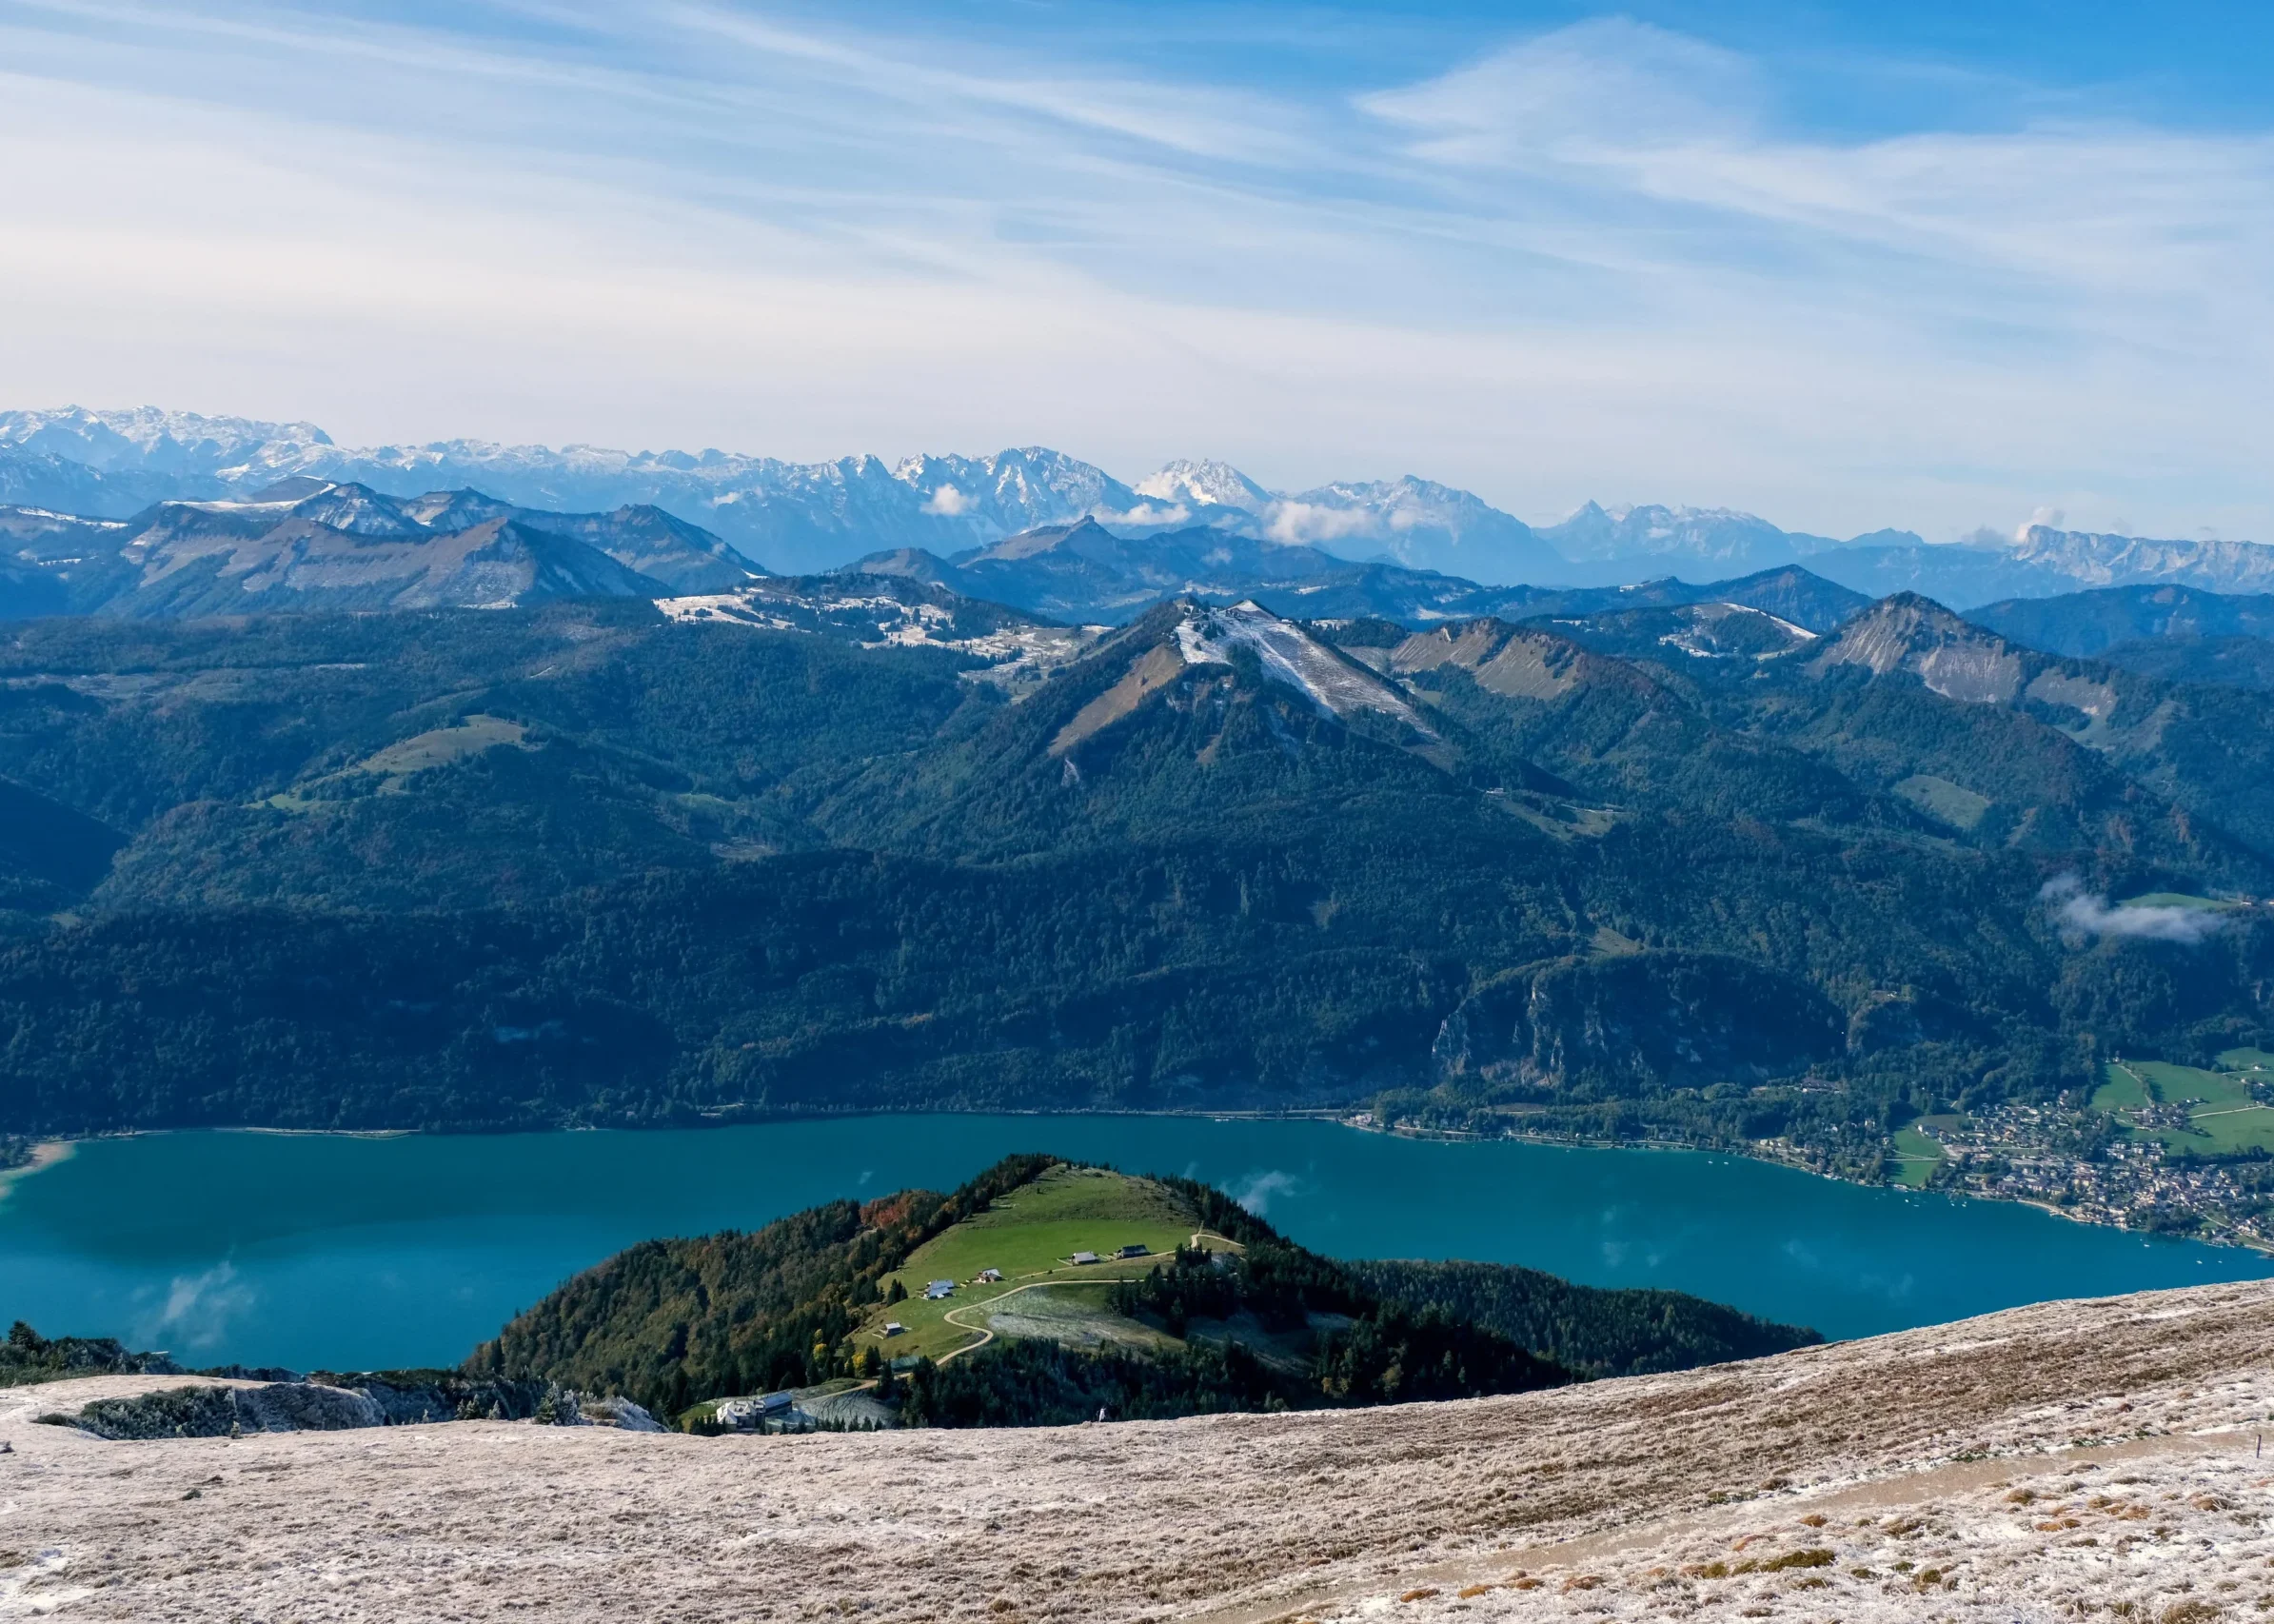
[6,1280,2270,1621]
[36,1372,664,1439]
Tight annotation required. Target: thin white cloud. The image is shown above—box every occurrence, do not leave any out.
[1230,1169,1300,1215]
[136,1261,255,1351]
[1362,17,1763,159]
[2040,875,2229,946]
[1362,19,2274,316]
[660,3,1323,168]
[0,4,2267,543]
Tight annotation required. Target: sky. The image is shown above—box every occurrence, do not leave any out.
[2,0,2269,541]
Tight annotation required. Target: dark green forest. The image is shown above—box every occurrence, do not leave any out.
[1342,1259,1821,1377]
[1,584,2270,1169]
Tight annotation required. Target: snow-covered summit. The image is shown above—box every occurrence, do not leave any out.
[1171,601,1433,735]
[888,447,1150,539]
[1260,475,1562,583]
[1135,459,1271,514]
[0,406,330,475]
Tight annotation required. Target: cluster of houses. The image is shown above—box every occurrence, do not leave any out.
[1070,1243,1151,1265]
[880,1266,1007,1334]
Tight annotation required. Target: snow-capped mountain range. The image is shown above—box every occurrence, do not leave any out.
[4,406,2271,606]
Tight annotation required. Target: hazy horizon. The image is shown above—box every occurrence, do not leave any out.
[5,1,2269,545]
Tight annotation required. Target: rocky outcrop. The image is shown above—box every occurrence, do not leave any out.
[42,1373,662,1439]
[1433,950,1844,1091]
[1811,594,2026,703]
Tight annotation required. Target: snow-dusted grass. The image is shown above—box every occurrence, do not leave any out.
[2,1280,2267,1623]
[1305,1445,2274,1624]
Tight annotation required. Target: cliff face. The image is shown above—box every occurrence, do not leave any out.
[1433,950,1845,1091]
[3,1279,2270,1621]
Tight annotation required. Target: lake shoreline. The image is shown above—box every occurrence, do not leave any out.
[2,1113,2265,1371]
[0,1139,74,1194]
[10,1105,2268,1257]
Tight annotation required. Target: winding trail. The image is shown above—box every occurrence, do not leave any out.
[932,1229,1237,1365]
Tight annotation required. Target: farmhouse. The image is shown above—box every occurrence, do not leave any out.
[712,1392,797,1431]
[1117,1243,1150,1258]
[974,1269,1002,1283]
[1070,1251,1099,1266]
[882,1321,905,1337]
[924,1280,955,1299]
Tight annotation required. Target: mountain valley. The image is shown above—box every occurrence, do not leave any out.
[3,417,2274,1245]
[0,532,2271,1245]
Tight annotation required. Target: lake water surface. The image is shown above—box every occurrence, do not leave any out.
[3,1116,2266,1371]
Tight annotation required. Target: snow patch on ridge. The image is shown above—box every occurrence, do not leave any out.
[1174,602,1434,735]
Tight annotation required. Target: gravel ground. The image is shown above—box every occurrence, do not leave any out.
[0,1278,2265,1623]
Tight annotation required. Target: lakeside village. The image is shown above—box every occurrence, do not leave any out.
[1353,1054,2274,1255]
[1880,1054,2274,1252]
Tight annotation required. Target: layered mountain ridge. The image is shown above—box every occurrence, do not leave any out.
[5,540,2274,1194]
[0,478,762,619]
[7,405,2271,603]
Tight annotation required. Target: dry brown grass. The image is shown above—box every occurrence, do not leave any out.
[0,1278,2265,1624]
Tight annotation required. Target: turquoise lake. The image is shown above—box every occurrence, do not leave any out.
[2,1116,2266,1372]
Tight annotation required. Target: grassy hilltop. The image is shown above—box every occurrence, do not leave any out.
[471,1156,1818,1428]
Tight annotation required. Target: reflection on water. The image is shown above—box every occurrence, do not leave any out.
[0,1116,2264,1371]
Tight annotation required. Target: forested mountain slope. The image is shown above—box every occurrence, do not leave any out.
[1968,583,2274,694]
[0,579,2269,1169]
[847,523,1873,630]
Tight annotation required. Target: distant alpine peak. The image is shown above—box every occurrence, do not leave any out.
[1540,499,1825,569]
[1599,502,1760,525]
[2007,524,2274,592]
[0,405,331,472]
[1134,459,1271,513]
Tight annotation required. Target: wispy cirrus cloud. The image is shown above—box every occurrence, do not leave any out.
[0,1,2268,542]
[1363,17,2274,307]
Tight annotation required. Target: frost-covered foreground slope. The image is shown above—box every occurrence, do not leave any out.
[8,1279,2268,1622]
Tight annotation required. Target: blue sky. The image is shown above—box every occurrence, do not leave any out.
[2,0,2269,540]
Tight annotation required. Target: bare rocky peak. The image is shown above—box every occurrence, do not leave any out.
[1812,593,2027,704]
[1386,618,1656,702]
[2012,523,2274,592]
